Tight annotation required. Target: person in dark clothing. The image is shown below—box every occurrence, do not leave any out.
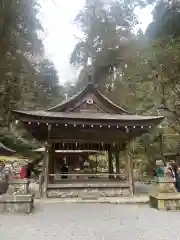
[171,163,180,192]
[168,164,175,179]
[153,168,157,177]
[61,162,68,179]
[26,163,32,179]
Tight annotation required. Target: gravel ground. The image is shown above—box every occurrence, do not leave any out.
[0,203,179,240]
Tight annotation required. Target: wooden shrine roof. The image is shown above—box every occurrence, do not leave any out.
[12,83,164,124]
[13,110,163,122]
[0,142,16,156]
[46,83,130,114]
[12,83,164,144]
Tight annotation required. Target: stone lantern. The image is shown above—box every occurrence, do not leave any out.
[149,159,180,210]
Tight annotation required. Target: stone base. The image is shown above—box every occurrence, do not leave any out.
[149,176,180,210]
[149,193,180,210]
[8,179,29,194]
[0,194,34,214]
[47,187,131,198]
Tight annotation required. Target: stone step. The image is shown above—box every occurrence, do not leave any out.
[80,192,100,200]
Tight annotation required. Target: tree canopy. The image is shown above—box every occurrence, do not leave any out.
[1,0,180,170]
[0,0,65,156]
[69,0,180,171]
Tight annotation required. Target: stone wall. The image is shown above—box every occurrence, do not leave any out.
[0,194,34,214]
[47,187,131,198]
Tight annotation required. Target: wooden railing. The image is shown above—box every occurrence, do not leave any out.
[48,173,127,180]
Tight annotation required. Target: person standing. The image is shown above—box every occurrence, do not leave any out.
[167,163,176,182]
[19,162,32,179]
[26,163,32,179]
[172,163,180,192]
[61,161,68,179]
[20,165,27,179]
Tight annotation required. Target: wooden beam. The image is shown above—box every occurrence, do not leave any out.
[15,115,163,127]
[125,141,135,196]
[50,127,128,141]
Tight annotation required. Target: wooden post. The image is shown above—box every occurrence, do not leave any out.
[48,143,55,182]
[108,147,113,179]
[95,155,98,173]
[52,143,56,178]
[125,141,135,196]
[115,149,120,179]
[43,124,51,198]
[39,172,44,198]
[43,144,49,198]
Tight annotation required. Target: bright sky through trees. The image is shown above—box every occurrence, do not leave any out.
[40,0,153,82]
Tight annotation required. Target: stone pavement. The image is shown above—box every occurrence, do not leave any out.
[0,203,179,240]
[35,195,149,204]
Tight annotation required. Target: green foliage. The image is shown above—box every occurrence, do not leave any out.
[27,59,65,109]
[0,0,66,157]
[0,0,44,122]
[0,127,39,158]
[69,0,180,174]
[146,0,180,40]
[2,0,180,173]
[70,0,142,86]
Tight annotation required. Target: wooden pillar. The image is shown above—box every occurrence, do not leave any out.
[52,144,56,176]
[95,155,98,173]
[125,141,135,196]
[115,149,120,179]
[43,144,50,198]
[108,147,113,179]
[48,143,55,182]
[43,124,51,198]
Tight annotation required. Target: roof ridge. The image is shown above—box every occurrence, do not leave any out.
[95,89,131,114]
[46,84,89,112]
[46,83,130,114]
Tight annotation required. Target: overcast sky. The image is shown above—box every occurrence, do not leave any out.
[40,0,153,83]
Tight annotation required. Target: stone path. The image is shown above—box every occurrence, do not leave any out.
[0,203,179,240]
